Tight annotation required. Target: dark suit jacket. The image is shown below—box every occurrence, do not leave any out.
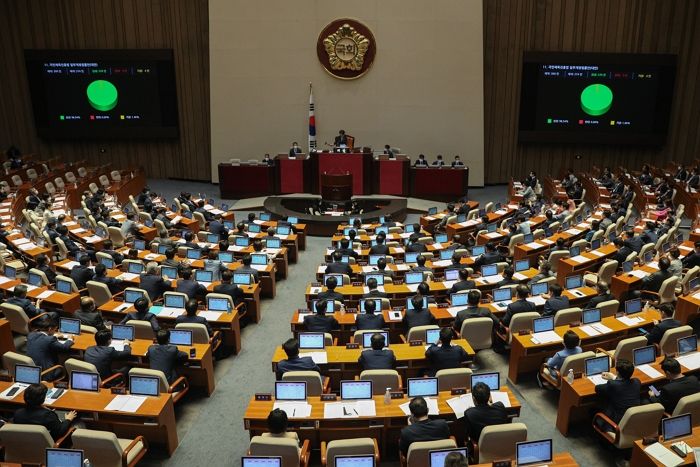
[407,243,427,253]
[641,270,672,293]
[176,314,213,335]
[325,262,353,276]
[502,299,536,326]
[146,344,188,383]
[289,147,302,157]
[584,293,615,310]
[334,247,358,259]
[425,344,469,376]
[682,252,700,269]
[38,264,56,284]
[303,314,339,333]
[356,313,385,330]
[645,318,681,345]
[399,419,451,454]
[334,135,348,146]
[363,289,389,299]
[369,244,390,256]
[95,275,124,294]
[85,344,132,378]
[208,220,227,239]
[449,280,476,295]
[74,310,107,331]
[213,282,244,306]
[651,375,700,413]
[473,252,504,269]
[613,246,633,265]
[624,236,645,253]
[6,296,40,318]
[464,402,509,441]
[543,296,570,317]
[454,306,498,332]
[121,311,160,331]
[176,279,207,299]
[276,356,320,380]
[236,265,260,282]
[13,406,72,440]
[27,332,73,371]
[402,309,436,333]
[139,273,171,301]
[70,265,94,289]
[358,349,396,370]
[318,290,344,302]
[595,377,641,423]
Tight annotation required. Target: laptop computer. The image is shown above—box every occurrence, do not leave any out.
[275,381,307,401]
[248,224,261,233]
[530,282,548,296]
[298,332,325,350]
[591,239,601,250]
[169,329,193,346]
[251,253,268,265]
[515,259,530,272]
[435,233,448,243]
[127,262,144,274]
[15,364,41,385]
[471,245,485,256]
[207,296,231,312]
[444,269,460,282]
[112,324,134,341]
[405,252,419,264]
[407,377,439,397]
[533,316,554,333]
[624,298,642,314]
[130,375,160,396]
[633,345,656,366]
[450,293,469,307]
[340,380,373,400]
[186,249,201,260]
[582,308,601,325]
[335,455,375,467]
[428,448,468,467]
[678,335,698,355]
[234,273,252,285]
[565,275,583,290]
[662,413,692,441]
[124,289,145,303]
[406,296,428,310]
[70,371,99,392]
[471,372,500,391]
[585,355,610,376]
[46,449,84,467]
[405,272,424,285]
[161,265,178,280]
[359,299,382,313]
[164,294,186,309]
[235,237,250,247]
[194,270,213,283]
[428,207,438,215]
[277,226,291,235]
[493,287,512,303]
[133,239,146,251]
[425,328,441,345]
[266,238,282,249]
[516,439,553,466]
[481,264,498,277]
[59,317,81,336]
[569,246,580,257]
[99,256,115,269]
[362,331,389,348]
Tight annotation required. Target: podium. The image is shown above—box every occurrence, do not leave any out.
[410,167,469,201]
[311,151,373,195]
[275,154,311,194]
[373,155,409,196]
[320,173,352,201]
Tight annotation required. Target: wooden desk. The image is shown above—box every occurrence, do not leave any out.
[556,243,618,286]
[473,453,578,467]
[631,426,700,466]
[419,203,479,234]
[0,381,178,455]
[0,280,80,313]
[445,208,515,241]
[676,294,700,325]
[0,319,14,355]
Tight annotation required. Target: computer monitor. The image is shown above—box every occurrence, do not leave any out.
[406,296,428,310]
[56,278,72,294]
[439,250,453,261]
[662,414,692,441]
[625,298,642,314]
[591,239,601,250]
[194,270,213,283]
[368,254,384,266]
[662,242,670,253]
[569,245,580,257]
[217,252,233,264]
[425,328,441,345]
[129,375,160,396]
[25,271,42,288]
[481,264,498,277]
[407,377,438,397]
[678,335,698,355]
[487,223,497,233]
[274,381,307,401]
[405,252,419,264]
[343,227,352,237]
[127,262,144,274]
[223,220,234,230]
[405,272,424,285]
[124,289,144,303]
[562,221,570,230]
[112,324,134,341]
[435,233,448,243]
[186,249,201,260]
[515,259,530,272]
[405,224,415,234]
[365,274,384,286]
[582,308,601,325]
[277,226,291,235]
[205,233,219,244]
[644,250,654,263]
[98,256,115,270]
[235,237,250,247]
[234,273,252,285]
[533,316,554,333]
[70,371,99,392]
[15,364,41,385]
[133,239,146,251]
[324,274,344,286]
[362,331,389,348]
[690,277,700,291]
[516,439,553,466]
[450,293,469,307]
[266,238,281,249]
[585,355,610,376]
[633,345,656,366]
[340,380,373,400]
[242,457,282,467]
[96,227,108,238]
[471,372,500,391]
[471,245,485,256]
[298,332,325,350]
[622,261,634,273]
[287,216,298,224]
[157,244,170,255]
[530,282,548,296]
[334,455,375,467]
[251,253,268,265]
[259,213,271,221]
[523,233,534,244]
[248,224,261,233]
[444,269,460,282]
[168,329,193,346]
[428,207,438,215]
[428,448,468,467]
[207,297,230,312]
[565,275,582,289]
[4,265,16,279]
[161,265,178,280]
[359,299,382,313]
[493,287,512,302]
[339,255,350,264]
[59,318,81,335]
[46,449,84,467]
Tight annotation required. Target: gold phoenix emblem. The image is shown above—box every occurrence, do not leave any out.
[323,23,370,71]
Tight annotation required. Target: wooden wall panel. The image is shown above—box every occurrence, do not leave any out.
[0,0,210,181]
[484,0,700,183]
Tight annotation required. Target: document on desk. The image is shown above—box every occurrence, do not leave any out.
[490,391,511,407]
[323,400,375,419]
[442,280,457,289]
[273,401,312,418]
[63,261,80,269]
[299,352,327,364]
[362,266,376,273]
[388,311,403,321]
[541,238,554,245]
[590,250,605,257]
[310,287,322,295]
[117,272,139,281]
[479,274,504,285]
[393,247,405,254]
[395,264,410,272]
[530,331,562,345]
[0,383,28,400]
[0,276,11,284]
[432,259,452,267]
[199,311,223,321]
[587,374,607,386]
[616,315,645,327]
[526,296,547,307]
[677,352,700,371]
[644,442,683,467]
[44,388,67,405]
[565,228,583,235]
[406,283,420,292]
[105,395,147,413]
[579,325,601,337]
[446,306,468,317]
[569,255,588,264]
[251,265,267,271]
[628,270,649,279]
[512,272,528,281]
[399,397,439,416]
[524,240,541,248]
[447,394,474,417]
[636,364,663,379]
[111,340,127,351]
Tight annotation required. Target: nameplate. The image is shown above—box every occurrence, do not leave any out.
[351,282,362,287]
[311,282,321,287]
[390,391,404,399]
[574,372,583,379]
[492,460,512,467]
[451,387,467,395]
[298,308,310,313]
[345,343,360,349]
[569,321,580,327]
[110,387,127,395]
[392,306,404,311]
[409,340,424,346]
[320,394,337,401]
[0,374,12,383]
[54,381,68,389]
[517,329,531,336]
[615,312,625,318]
[393,280,404,285]
[437,303,449,308]
[358,262,368,267]
[255,393,272,401]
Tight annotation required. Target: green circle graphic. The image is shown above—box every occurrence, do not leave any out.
[86,80,118,112]
[580,83,613,116]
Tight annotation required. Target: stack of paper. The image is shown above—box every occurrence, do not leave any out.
[644,443,683,467]
[199,311,223,321]
[569,255,588,264]
[432,260,452,267]
[111,341,128,351]
[636,364,663,379]
[158,308,185,318]
[629,270,649,279]
[324,400,376,419]
[273,401,312,418]
[117,272,139,281]
[526,296,547,307]
[590,250,605,257]
[393,247,405,254]
[299,352,327,364]
[525,242,542,249]
[442,280,457,289]
[531,331,562,345]
[587,374,607,386]
[541,239,555,245]
[512,273,528,281]
[486,232,501,238]
[677,352,700,370]
[446,306,468,317]
[105,395,147,413]
[36,290,54,299]
[617,315,645,326]
[399,397,439,416]
[446,391,511,418]
[406,284,420,292]
[479,274,504,285]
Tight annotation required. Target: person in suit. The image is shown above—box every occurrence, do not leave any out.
[649,357,700,413]
[325,251,352,276]
[261,153,274,166]
[100,239,124,265]
[176,298,213,335]
[213,270,245,307]
[120,212,139,239]
[276,338,321,379]
[399,396,451,454]
[139,262,171,301]
[318,276,344,303]
[35,254,56,284]
[369,235,390,255]
[363,277,388,299]
[495,267,519,287]
[645,303,680,345]
[449,269,475,295]
[334,238,358,259]
[7,284,42,319]
[623,229,644,253]
[120,297,160,332]
[383,144,396,158]
[640,257,672,295]
[146,329,189,384]
[409,255,432,273]
[27,316,73,379]
[402,295,436,333]
[599,210,613,232]
[93,263,124,295]
[181,231,201,250]
[266,408,300,443]
[333,130,348,147]
[451,155,465,168]
[595,359,641,428]
[473,242,504,269]
[74,297,108,331]
[202,249,227,282]
[612,238,633,265]
[303,300,340,333]
[540,330,582,383]
[542,283,570,317]
[431,155,445,167]
[682,242,700,269]
[424,328,469,376]
[356,299,385,330]
[675,164,689,182]
[358,333,396,370]
[527,261,553,285]
[85,329,132,378]
[375,257,394,281]
[454,290,498,332]
[70,255,94,289]
[687,168,700,189]
[13,384,77,439]
[406,234,427,253]
[161,247,182,270]
[413,154,428,167]
[584,281,615,310]
[208,215,228,240]
[176,267,207,300]
[463,381,509,442]
[501,285,536,327]
[289,142,302,157]
[195,200,214,222]
[236,255,260,283]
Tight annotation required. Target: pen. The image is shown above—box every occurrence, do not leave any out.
[292,408,296,417]
[353,408,358,415]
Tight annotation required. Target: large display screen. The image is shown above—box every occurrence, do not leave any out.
[518,52,676,145]
[25,49,179,138]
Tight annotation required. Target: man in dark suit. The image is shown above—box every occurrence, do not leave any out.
[176,299,213,335]
[325,251,352,276]
[334,238,358,259]
[195,200,214,222]
[276,338,321,379]
[236,255,260,282]
[645,303,681,346]
[584,281,615,310]
[472,242,504,269]
[303,300,340,333]
[356,299,385,330]
[501,285,536,327]
[623,229,644,253]
[406,234,427,253]
[399,397,451,454]
[464,382,509,442]
[13,384,77,439]
[682,242,700,269]
[409,255,432,273]
[649,357,700,413]
[402,295,436,333]
[93,263,124,295]
[74,297,108,331]
[414,154,428,167]
[35,254,56,284]
[612,238,633,265]
[424,328,469,377]
[85,329,132,379]
[687,168,700,189]
[383,144,396,158]
[542,284,570,317]
[363,277,388,299]
[289,141,302,157]
[139,262,171,301]
[358,333,396,370]
[146,329,189,384]
[120,297,160,332]
[70,255,94,289]
[100,239,124,265]
[640,257,672,294]
[369,235,390,256]
[334,130,348,147]
[213,270,245,307]
[318,276,344,303]
[595,359,641,428]
[449,269,475,295]
[27,316,73,379]
[454,290,498,332]
[496,267,520,287]
[182,231,201,250]
[7,284,42,319]
[208,215,228,240]
[175,267,207,300]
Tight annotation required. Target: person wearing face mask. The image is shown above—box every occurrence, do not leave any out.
[451,155,464,168]
[289,142,302,157]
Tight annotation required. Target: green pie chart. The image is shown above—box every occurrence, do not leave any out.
[580,83,613,116]
[86,80,118,112]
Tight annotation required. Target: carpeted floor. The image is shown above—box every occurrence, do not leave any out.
[138,179,620,466]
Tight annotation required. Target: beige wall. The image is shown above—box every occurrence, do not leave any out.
[209,0,484,185]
